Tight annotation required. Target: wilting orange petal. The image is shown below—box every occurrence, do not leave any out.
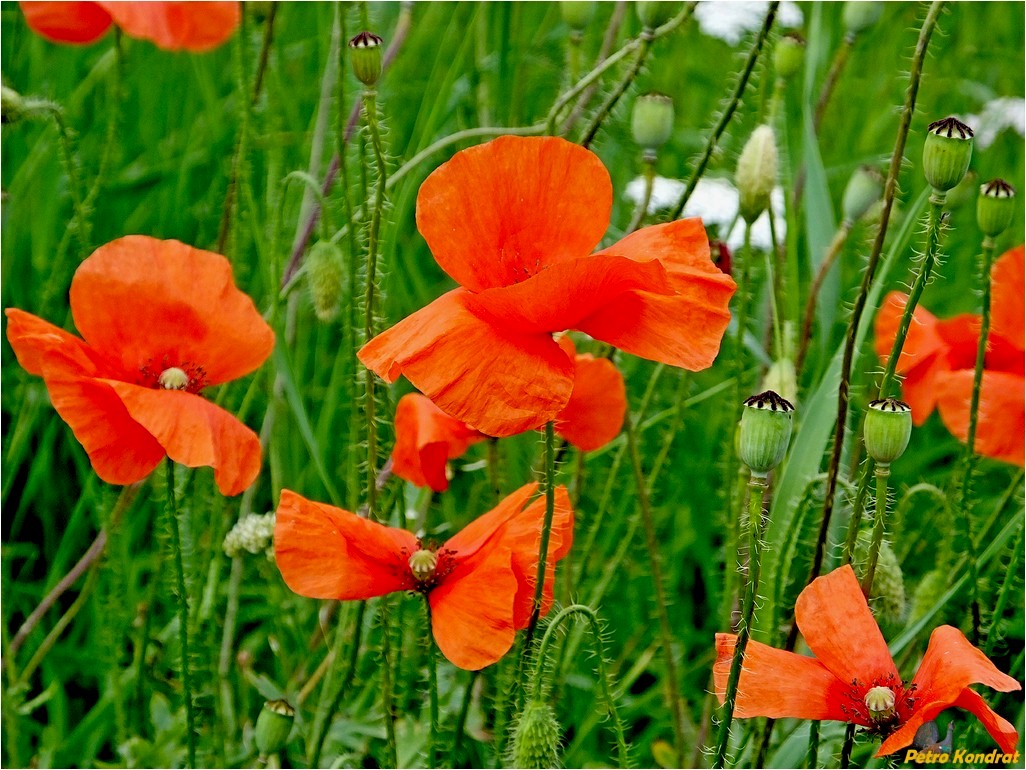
[713,634,850,721]
[555,353,626,451]
[391,393,483,491]
[359,289,576,437]
[69,236,274,387]
[416,136,612,292]
[274,490,418,600]
[20,1,112,44]
[103,381,262,495]
[99,2,239,51]
[910,625,1021,706]
[991,245,1025,352]
[508,485,574,629]
[795,565,899,686]
[935,370,1025,466]
[5,309,115,378]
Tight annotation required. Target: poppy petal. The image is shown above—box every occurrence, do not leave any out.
[359,290,576,437]
[713,634,850,721]
[274,490,418,600]
[910,625,1021,705]
[596,219,727,287]
[98,2,239,51]
[70,236,274,388]
[5,308,114,378]
[508,485,574,629]
[990,245,1024,352]
[103,381,263,495]
[391,393,483,492]
[443,483,539,559]
[416,136,612,292]
[20,1,112,44]
[795,565,899,686]
[935,370,1025,466]
[555,353,626,451]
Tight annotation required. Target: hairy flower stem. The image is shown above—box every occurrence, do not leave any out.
[451,670,478,764]
[840,723,856,768]
[714,473,769,769]
[667,2,778,220]
[424,600,440,769]
[163,461,197,768]
[795,222,852,376]
[627,155,656,233]
[626,409,686,767]
[805,720,820,768]
[309,601,366,767]
[526,421,558,645]
[860,465,891,595]
[813,36,853,132]
[580,36,652,149]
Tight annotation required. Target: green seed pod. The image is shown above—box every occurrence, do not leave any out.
[560,1,595,31]
[736,124,778,224]
[843,1,884,37]
[773,33,805,81]
[255,699,295,758]
[510,699,561,769]
[864,398,912,465]
[854,531,906,629]
[977,179,1017,238]
[922,117,974,194]
[349,31,383,87]
[841,165,884,224]
[636,1,677,30]
[631,93,674,153]
[738,390,795,477]
[306,240,345,322]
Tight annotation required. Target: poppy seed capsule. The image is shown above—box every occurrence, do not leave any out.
[409,549,438,582]
[560,1,595,31]
[977,179,1016,238]
[736,125,778,225]
[773,33,805,81]
[306,240,345,322]
[864,398,912,465]
[635,1,677,30]
[842,165,884,224]
[349,31,383,87]
[739,390,794,477]
[864,686,896,721]
[255,699,295,757]
[631,93,674,153]
[923,117,974,193]
[843,1,884,38]
[510,699,561,769]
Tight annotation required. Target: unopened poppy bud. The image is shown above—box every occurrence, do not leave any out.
[977,179,1016,237]
[864,398,912,465]
[773,33,805,81]
[843,1,883,38]
[636,1,677,30]
[349,31,383,87]
[736,125,778,224]
[923,117,974,194]
[306,240,345,322]
[631,93,674,153]
[855,532,906,628]
[864,686,896,721]
[255,699,294,757]
[739,390,794,477]
[560,1,595,31]
[510,699,561,769]
[841,165,884,224]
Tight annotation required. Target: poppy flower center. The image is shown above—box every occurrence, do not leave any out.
[159,367,191,390]
[409,549,438,582]
[864,686,896,721]
[138,358,207,394]
[840,673,917,735]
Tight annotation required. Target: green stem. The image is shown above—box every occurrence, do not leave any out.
[795,222,852,376]
[164,460,197,768]
[813,35,853,133]
[626,155,656,233]
[805,720,820,768]
[714,473,769,768]
[424,599,440,769]
[379,598,399,768]
[526,422,558,644]
[451,671,478,765]
[861,465,890,595]
[840,723,856,768]
[580,36,652,148]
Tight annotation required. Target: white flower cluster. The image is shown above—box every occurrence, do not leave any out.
[223,512,276,560]
[694,2,804,46]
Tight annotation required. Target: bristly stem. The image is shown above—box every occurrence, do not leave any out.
[164,460,197,768]
[667,2,778,220]
[714,473,769,768]
[813,35,853,132]
[309,601,366,767]
[805,720,820,768]
[580,36,652,149]
[861,464,891,596]
[424,599,440,769]
[840,723,856,768]
[526,421,558,645]
[625,409,686,768]
[627,155,657,234]
[795,222,852,376]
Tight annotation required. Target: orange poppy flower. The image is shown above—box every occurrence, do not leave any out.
[358,136,736,437]
[5,236,274,495]
[20,1,240,51]
[714,565,1021,757]
[391,338,627,491]
[875,245,1024,465]
[274,482,574,670]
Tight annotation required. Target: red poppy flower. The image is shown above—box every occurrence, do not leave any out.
[714,565,1021,757]
[20,2,240,51]
[358,136,736,437]
[875,245,1024,465]
[5,236,274,495]
[274,482,574,670]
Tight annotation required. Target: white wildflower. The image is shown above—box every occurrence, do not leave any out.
[694,2,804,46]
[223,512,277,560]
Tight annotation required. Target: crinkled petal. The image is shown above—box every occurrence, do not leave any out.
[416,136,612,292]
[795,565,899,686]
[596,219,725,286]
[713,634,850,721]
[391,393,483,491]
[104,381,262,495]
[98,2,239,51]
[991,245,1024,351]
[359,290,575,437]
[443,483,538,559]
[910,625,1021,705]
[935,370,1025,466]
[20,1,112,44]
[70,236,274,387]
[555,353,626,451]
[274,490,418,600]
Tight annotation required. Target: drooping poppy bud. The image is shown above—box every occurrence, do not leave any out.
[843,1,884,37]
[349,31,383,87]
[305,240,345,322]
[922,117,974,194]
[255,699,295,758]
[863,398,912,465]
[631,92,674,154]
[977,179,1016,238]
[635,1,677,30]
[841,165,884,224]
[738,390,794,477]
[736,125,778,224]
[854,531,906,629]
[510,699,561,769]
[773,32,805,81]
[560,1,595,31]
